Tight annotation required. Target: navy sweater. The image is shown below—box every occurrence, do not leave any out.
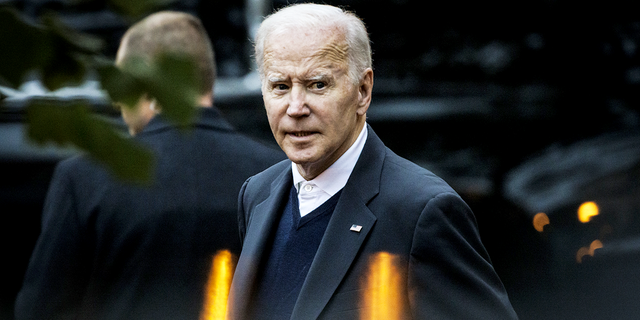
[251,185,342,319]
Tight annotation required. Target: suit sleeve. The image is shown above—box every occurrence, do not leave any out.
[14,161,92,320]
[408,192,519,320]
[237,177,251,245]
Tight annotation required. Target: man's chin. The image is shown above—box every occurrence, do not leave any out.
[287,154,315,166]
[287,152,317,167]
[282,145,317,162]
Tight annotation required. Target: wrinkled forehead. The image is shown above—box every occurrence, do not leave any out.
[263,26,349,68]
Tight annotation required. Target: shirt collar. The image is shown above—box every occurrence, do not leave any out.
[292,123,368,196]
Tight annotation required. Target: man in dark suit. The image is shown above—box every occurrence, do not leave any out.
[14,11,284,320]
[227,4,519,320]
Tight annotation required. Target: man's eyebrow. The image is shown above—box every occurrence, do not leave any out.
[266,74,331,83]
[307,74,330,82]
[267,76,287,83]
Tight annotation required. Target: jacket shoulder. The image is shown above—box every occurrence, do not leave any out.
[244,159,290,190]
[240,159,290,202]
[382,148,457,197]
[53,154,110,183]
[238,159,290,231]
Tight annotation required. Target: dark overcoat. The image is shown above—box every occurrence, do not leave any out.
[15,107,285,320]
[228,125,518,320]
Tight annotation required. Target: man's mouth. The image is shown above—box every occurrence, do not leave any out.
[291,131,315,137]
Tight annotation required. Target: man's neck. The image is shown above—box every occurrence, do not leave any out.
[198,93,213,107]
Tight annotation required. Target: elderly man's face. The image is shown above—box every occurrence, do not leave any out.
[262,27,372,180]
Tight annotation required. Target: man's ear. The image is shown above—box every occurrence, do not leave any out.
[357,68,374,116]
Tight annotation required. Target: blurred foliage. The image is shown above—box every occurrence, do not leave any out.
[0,6,106,90]
[27,101,155,183]
[0,0,198,184]
[108,0,179,17]
[98,54,199,128]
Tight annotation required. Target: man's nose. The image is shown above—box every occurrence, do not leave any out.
[286,85,310,117]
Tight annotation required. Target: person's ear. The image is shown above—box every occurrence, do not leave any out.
[356,68,374,116]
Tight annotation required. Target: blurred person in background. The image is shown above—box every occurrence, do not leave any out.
[15,10,284,320]
[227,3,518,320]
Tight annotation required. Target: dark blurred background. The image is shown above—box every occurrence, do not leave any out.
[2,0,640,319]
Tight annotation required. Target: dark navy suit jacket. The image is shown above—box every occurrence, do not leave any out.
[228,125,518,320]
[15,107,285,320]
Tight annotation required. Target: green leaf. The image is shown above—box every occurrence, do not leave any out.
[40,11,105,55]
[0,7,105,90]
[40,50,89,91]
[0,7,53,87]
[26,100,155,184]
[108,0,180,18]
[111,53,198,127]
[145,53,199,127]
[96,59,146,109]
[38,11,105,90]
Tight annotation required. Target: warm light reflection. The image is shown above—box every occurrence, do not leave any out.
[200,250,236,320]
[361,252,402,320]
[589,239,603,255]
[576,247,589,263]
[576,240,604,263]
[533,212,550,232]
[578,201,599,223]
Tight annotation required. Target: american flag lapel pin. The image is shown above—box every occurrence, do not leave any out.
[350,224,363,233]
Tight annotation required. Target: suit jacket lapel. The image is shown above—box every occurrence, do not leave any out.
[290,125,386,320]
[229,166,292,320]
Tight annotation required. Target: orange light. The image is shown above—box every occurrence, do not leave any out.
[576,247,590,263]
[589,239,603,255]
[576,239,603,263]
[532,212,550,232]
[578,201,599,223]
[200,250,236,320]
[361,252,403,320]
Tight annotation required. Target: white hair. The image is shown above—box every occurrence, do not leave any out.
[254,3,372,83]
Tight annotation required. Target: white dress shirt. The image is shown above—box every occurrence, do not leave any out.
[292,124,368,217]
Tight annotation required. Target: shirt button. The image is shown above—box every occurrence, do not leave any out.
[304,184,313,192]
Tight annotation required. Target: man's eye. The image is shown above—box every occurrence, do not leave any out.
[312,82,325,89]
[274,84,289,91]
